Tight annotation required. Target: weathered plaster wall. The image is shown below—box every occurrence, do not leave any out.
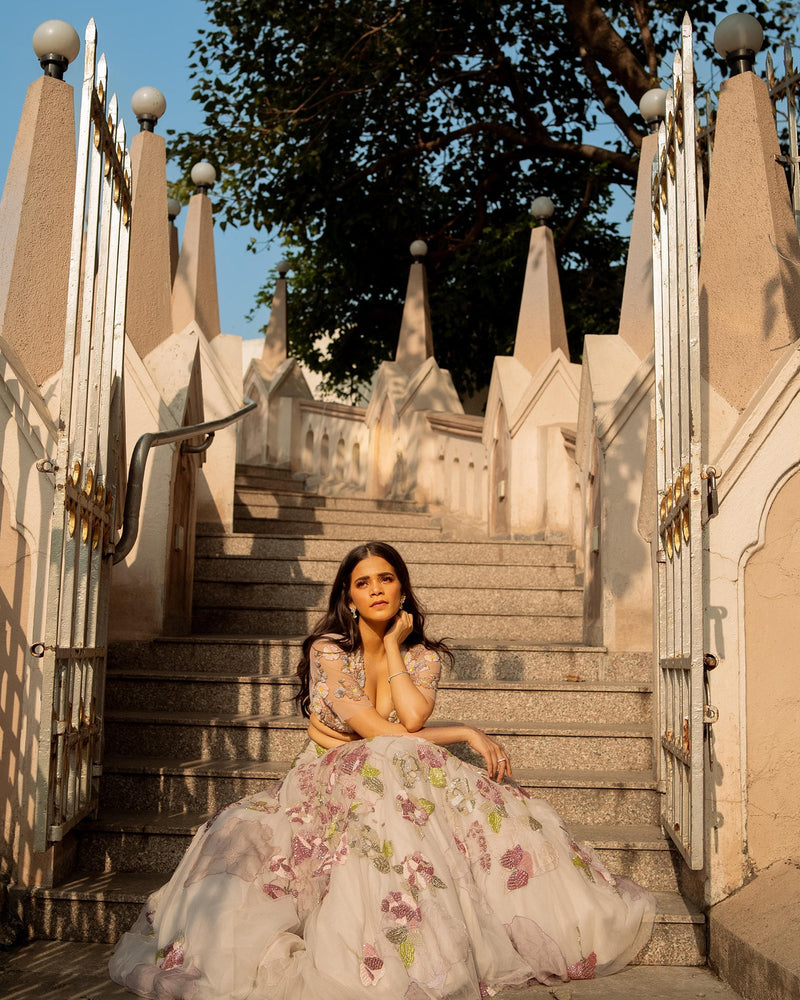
[744,467,800,870]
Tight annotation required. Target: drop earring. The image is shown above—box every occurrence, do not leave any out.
[400,596,406,609]
[350,606,359,620]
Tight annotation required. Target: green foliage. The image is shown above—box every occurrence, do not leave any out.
[168,0,798,401]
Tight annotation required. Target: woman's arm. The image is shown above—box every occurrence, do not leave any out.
[345,704,512,782]
[383,613,438,731]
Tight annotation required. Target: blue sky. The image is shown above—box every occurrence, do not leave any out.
[1,1,280,343]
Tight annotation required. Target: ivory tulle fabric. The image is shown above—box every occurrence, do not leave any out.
[109,735,655,999]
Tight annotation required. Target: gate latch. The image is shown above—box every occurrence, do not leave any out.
[702,465,719,518]
[703,704,719,724]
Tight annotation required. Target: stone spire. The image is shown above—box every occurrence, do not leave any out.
[126,96,173,359]
[260,261,289,374]
[513,199,569,375]
[394,240,434,373]
[171,161,221,340]
[617,130,660,359]
[700,69,800,413]
[0,74,76,386]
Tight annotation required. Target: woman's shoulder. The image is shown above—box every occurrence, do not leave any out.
[403,642,441,662]
[310,634,349,655]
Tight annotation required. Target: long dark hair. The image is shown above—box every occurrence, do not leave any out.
[294,541,452,717]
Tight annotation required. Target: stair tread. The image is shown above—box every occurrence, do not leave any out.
[102,755,657,789]
[105,669,651,693]
[20,874,702,922]
[82,810,672,852]
[105,710,650,736]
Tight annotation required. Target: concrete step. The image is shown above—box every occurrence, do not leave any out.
[192,581,584,617]
[234,502,439,530]
[103,711,652,770]
[194,555,578,589]
[191,607,584,642]
[107,637,651,683]
[194,533,576,566]
[98,756,660,826]
[9,873,705,965]
[233,487,426,513]
[74,809,680,893]
[104,671,652,724]
[230,517,446,539]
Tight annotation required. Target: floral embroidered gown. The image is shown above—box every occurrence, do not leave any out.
[109,641,655,1000]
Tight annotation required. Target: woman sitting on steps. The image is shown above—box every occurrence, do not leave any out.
[109,540,654,999]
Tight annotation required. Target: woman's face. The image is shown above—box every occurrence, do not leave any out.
[348,555,403,625]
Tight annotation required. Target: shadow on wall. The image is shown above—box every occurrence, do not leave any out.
[0,479,31,883]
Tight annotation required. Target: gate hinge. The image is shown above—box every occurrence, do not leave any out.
[704,704,719,724]
[701,465,720,518]
[36,458,58,475]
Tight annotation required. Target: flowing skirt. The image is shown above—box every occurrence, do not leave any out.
[109,735,654,999]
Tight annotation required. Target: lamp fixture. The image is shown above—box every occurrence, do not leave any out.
[32,20,80,80]
[714,12,763,76]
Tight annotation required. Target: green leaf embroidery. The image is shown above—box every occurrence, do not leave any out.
[363,776,385,795]
[431,875,448,890]
[382,840,393,858]
[385,928,407,947]
[372,855,390,874]
[528,816,542,832]
[399,939,415,968]
[488,809,502,834]
[361,764,381,778]
[428,767,447,787]
[392,863,404,875]
[572,855,593,881]
[419,798,435,815]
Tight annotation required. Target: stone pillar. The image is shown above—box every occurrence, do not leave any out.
[394,250,433,373]
[127,130,173,358]
[261,269,288,374]
[171,191,221,340]
[700,70,800,413]
[513,224,569,374]
[618,131,659,359]
[0,75,76,386]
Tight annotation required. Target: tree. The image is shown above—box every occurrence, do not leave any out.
[170,1,795,403]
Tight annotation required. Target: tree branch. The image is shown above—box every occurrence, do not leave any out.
[631,0,659,82]
[561,0,651,102]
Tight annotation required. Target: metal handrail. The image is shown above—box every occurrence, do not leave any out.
[112,396,257,563]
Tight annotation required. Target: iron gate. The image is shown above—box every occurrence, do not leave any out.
[34,20,132,851]
[650,14,706,870]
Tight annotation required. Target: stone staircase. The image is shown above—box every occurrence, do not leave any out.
[13,465,705,971]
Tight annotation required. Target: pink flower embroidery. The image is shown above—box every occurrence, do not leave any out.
[568,951,597,980]
[381,891,422,928]
[359,943,385,986]
[500,844,535,890]
[476,776,504,806]
[401,852,435,889]
[479,983,497,997]
[416,743,447,768]
[269,854,295,879]
[263,882,288,899]
[159,940,184,971]
[395,793,430,826]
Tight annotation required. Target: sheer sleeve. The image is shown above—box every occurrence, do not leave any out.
[403,644,442,697]
[308,639,372,729]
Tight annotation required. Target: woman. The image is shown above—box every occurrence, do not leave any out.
[110,542,654,1000]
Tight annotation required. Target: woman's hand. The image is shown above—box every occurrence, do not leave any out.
[383,610,414,648]
[463,727,512,782]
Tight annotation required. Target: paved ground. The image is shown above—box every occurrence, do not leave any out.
[0,940,745,999]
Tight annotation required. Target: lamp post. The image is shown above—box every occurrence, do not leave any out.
[32,20,80,80]
[277,260,291,278]
[714,12,763,76]
[531,196,555,226]
[131,87,167,133]
[409,240,428,261]
[191,161,217,195]
[639,88,669,133]
[167,198,182,223]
